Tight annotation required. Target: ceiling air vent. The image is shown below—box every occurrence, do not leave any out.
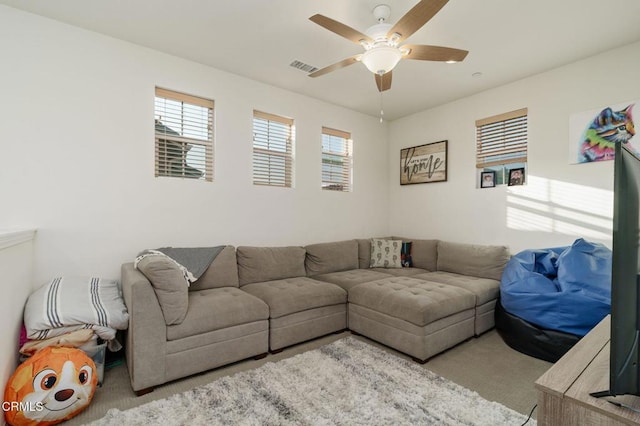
[290,60,319,74]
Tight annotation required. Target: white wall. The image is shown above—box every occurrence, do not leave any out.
[0,6,390,284]
[0,231,36,398]
[389,40,640,253]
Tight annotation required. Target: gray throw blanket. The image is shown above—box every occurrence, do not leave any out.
[137,246,225,281]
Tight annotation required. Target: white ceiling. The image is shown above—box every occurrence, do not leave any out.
[3,0,640,120]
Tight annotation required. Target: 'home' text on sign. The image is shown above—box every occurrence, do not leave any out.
[400,140,448,185]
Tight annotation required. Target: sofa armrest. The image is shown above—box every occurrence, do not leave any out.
[121,262,167,391]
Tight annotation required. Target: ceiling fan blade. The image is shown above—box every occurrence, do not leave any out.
[309,14,372,45]
[309,55,361,78]
[387,0,449,43]
[403,44,468,62]
[375,71,392,92]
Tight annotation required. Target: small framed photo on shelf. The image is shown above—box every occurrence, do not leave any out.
[508,167,525,186]
[480,171,496,188]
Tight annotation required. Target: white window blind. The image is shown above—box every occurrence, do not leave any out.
[476,108,528,169]
[322,127,352,192]
[252,110,294,187]
[154,87,214,181]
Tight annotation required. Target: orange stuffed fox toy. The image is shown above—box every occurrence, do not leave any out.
[4,346,97,426]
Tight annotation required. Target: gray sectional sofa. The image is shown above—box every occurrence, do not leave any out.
[121,237,509,394]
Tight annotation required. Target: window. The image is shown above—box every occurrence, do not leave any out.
[252,110,294,187]
[322,127,352,192]
[154,88,214,181]
[476,108,528,186]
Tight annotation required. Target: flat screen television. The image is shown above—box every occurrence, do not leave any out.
[592,142,640,399]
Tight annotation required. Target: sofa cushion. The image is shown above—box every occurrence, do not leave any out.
[348,277,475,327]
[313,269,392,291]
[237,246,306,286]
[241,277,346,319]
[357,239,372,269]
[408,239,438,271]
[190,245,239,290]
[305,240,359,276]
[370,238,402,268]
[437,241,510,280]
[413,271,500,306]
[166,287,269,341]
[136,256,189,325]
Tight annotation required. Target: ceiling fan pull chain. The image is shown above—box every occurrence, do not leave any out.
[380,92,384,123]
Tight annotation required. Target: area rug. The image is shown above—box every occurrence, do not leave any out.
[91,337,533,425]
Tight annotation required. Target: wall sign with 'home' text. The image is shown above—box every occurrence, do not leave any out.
[400,140,448,185]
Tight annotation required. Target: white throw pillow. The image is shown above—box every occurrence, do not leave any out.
[370,238,403,268]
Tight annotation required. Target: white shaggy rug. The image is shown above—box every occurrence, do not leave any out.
[91,337,533,425]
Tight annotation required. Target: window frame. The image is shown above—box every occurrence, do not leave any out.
[321,127,353,192]
[154,87,214,182]
[476,108,528,187]
[252,110,295,188]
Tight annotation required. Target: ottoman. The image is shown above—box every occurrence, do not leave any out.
[413,271,501,335]
[348,276,476,362]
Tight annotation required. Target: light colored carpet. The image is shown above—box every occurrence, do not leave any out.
[88,337,533,426]
[66,330,551,425]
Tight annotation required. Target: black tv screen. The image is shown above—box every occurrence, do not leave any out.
[609,142,640,396]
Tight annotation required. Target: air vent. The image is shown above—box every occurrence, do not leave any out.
[290,60,319,74]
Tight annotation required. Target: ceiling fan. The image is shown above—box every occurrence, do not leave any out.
[308,0,468,92]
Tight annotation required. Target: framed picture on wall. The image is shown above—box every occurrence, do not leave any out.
[480,171,496,188]
[400,140,448,185]
[508,167,525,186]
[569,100,638,164]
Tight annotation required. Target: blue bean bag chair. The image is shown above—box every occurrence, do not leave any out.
[500,238,611,337]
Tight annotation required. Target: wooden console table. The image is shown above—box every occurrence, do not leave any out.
[535,315,640,425]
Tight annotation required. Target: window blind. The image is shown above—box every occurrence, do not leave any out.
[476,108,528,169]
[322,127,352,192]
[252,110,294,187]
[154,87,214,181]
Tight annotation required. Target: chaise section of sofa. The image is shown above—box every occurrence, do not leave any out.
[348,275,476,362]
[237,245,347,351]
[121,245,270,394]
[301,237,510,360]
[413,241,510,335]
[343,237,509,360]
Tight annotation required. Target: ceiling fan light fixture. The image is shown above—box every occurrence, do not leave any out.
[361,46,402,75]
[308,1,468,93]
[388,32,402,46]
